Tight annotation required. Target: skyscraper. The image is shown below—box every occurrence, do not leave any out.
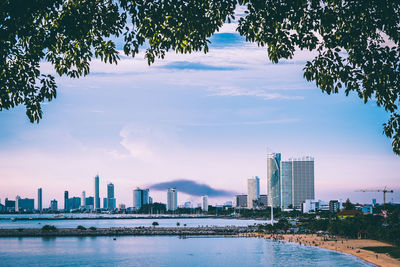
[37,188,42,211]
[107,183,116,210]
[81,191,86,206]
[247,176,260,209]
[280,161,293,209]
[64,191,69,211]
[291,157,314,209]
[201,195,208,212]
[94,175,100,210]
[267,153,281,208]
[280,157,315,210]
[50,199,58,211]
[167,188,177,211]
[133,188,149,210]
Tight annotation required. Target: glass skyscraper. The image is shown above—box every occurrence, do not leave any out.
[94,175,100,210]
[247,176,260,209]
[133,188,149,210]
[37,188,42,211]
[280,161,293,209]
[267,153,281,208]
[107,183,116,210]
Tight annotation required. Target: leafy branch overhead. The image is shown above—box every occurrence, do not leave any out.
[0,0,399,154]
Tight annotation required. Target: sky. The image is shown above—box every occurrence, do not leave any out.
[0,8,399,208]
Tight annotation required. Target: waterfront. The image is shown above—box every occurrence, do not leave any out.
[0,236,373,267]
[0,216,267,229]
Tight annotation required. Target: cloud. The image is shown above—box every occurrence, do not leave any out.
[149,179,237,197]
[208,86,304,100]
[159,61,243,71]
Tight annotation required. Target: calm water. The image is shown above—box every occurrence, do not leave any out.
[0,217,268,229]
[0,236,373,267]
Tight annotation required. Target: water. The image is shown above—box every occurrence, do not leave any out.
[0,216,267,229]
[0,236,373,266]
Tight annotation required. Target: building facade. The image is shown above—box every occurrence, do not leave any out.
[94,175,100,210]
[280,161,293,209]
[133,188,149,210]
[267,153,281,208]
[107,183,116,210]
[247,176,260,209]
[292,157,314,209]
[37,188,42,211]
[201,195,208,212]
[167,188,177,211]
[235,194,247,208]
[50,199,58,211]
[64,191,69,211]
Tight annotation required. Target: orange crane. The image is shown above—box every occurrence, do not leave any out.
[356,187,394,205]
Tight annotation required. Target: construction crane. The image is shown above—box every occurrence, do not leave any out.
[356,186,394,205]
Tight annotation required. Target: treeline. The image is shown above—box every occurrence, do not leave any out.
[301,206,400,246]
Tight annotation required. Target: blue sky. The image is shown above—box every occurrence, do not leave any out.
[0,19,399,208]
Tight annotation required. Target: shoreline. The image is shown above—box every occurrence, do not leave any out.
[0,226,249,237]
[243,233,400,267]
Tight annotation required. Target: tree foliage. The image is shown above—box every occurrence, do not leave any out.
[1,0,399,154]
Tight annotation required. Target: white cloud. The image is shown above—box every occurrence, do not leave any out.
[207,86,304,100]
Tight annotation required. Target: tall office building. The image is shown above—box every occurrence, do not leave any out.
[50,199,58,211]
[37,188,42,211]
[292,157,314,209]
[201,195,208,212]
[133,188,149,210]
[94,175,100,210]
[280,161,293,209]
[81,191,86,206]
[64,191,69,211]
[267,153,281,208]
[235,194,247,207]
[167,188,177,211]
[247,176,260,209]
[107,183,116,210]
[280,157,315,210]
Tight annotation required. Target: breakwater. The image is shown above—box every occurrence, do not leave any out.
[0,226,252,237]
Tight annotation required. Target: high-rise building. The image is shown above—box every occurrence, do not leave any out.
[258,194,268,207]
[167,188,177,211]
[280,160,293,209]
[133,188,149,210]
[50,199,58,211]
[64,191,69,211]
[201,195,208,212]
[15,196,34,212]
[247,176,260,209]
[267,153,281,208]
[235,194,247,208]
[37,188,42,211]
[67,197,81,210]
[107,183,116,210]
[94,175,100,210]
[81,191,86,206]
[291,157,314,209]
[5,198,15,212]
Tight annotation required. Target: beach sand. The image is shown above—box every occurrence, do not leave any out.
[243,233,400,267]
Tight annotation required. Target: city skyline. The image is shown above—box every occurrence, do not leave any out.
[0,7,399,206]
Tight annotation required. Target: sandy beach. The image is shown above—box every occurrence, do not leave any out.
[243,233,400,267]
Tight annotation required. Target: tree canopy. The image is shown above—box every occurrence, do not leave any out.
[1,0,399,154]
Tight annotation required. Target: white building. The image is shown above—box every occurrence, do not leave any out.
[167,188,177,211]
[303,199,329,213]
[201,195,208,212]
[247,176,260,209]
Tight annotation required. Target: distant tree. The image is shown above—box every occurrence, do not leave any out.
[176,222,180,226]
[343,198,355,210]
[1,1,399,154]
[89,226,97,231]
[77,225,86,230]
[152,221,159,228]
[41,225,57,231]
